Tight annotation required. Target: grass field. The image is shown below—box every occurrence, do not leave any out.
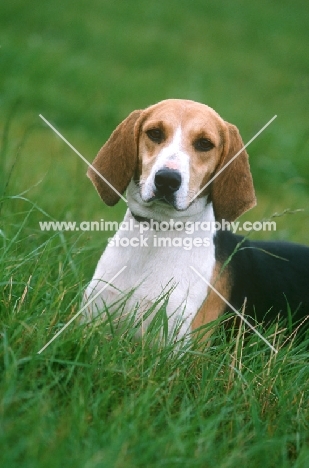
[1,0,309,466]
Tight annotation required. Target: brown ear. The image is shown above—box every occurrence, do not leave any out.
[211,123,256,221]
[87,109,142,205]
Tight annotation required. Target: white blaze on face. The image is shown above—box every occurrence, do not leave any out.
[141,127,190,210]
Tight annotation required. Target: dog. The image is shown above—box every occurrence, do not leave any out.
[82,99,309,342]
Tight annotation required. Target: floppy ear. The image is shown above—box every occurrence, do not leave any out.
[87,110,142,205]
[211,123,256,221]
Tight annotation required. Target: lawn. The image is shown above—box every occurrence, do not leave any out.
[0,0,309,466]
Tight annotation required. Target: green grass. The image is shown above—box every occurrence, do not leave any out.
[1,234,309,468]
[1,0,309,466]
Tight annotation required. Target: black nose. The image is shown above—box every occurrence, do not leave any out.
[154,169,182,195]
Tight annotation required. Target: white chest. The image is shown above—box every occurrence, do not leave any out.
[83,205,216,341]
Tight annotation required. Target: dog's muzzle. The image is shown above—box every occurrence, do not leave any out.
[154,168,182,203]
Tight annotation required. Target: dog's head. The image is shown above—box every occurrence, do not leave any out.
[87,99,256,221]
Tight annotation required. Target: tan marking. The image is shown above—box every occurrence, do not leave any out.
[87,109,142,206]
[192,261,231,342]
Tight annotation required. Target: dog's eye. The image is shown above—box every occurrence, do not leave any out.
[146,128,164,143]
[194,138,214,152]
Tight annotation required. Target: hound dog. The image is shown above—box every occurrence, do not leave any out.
[83,99,309,341]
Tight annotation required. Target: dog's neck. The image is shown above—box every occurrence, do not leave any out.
[126,180,211,225]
